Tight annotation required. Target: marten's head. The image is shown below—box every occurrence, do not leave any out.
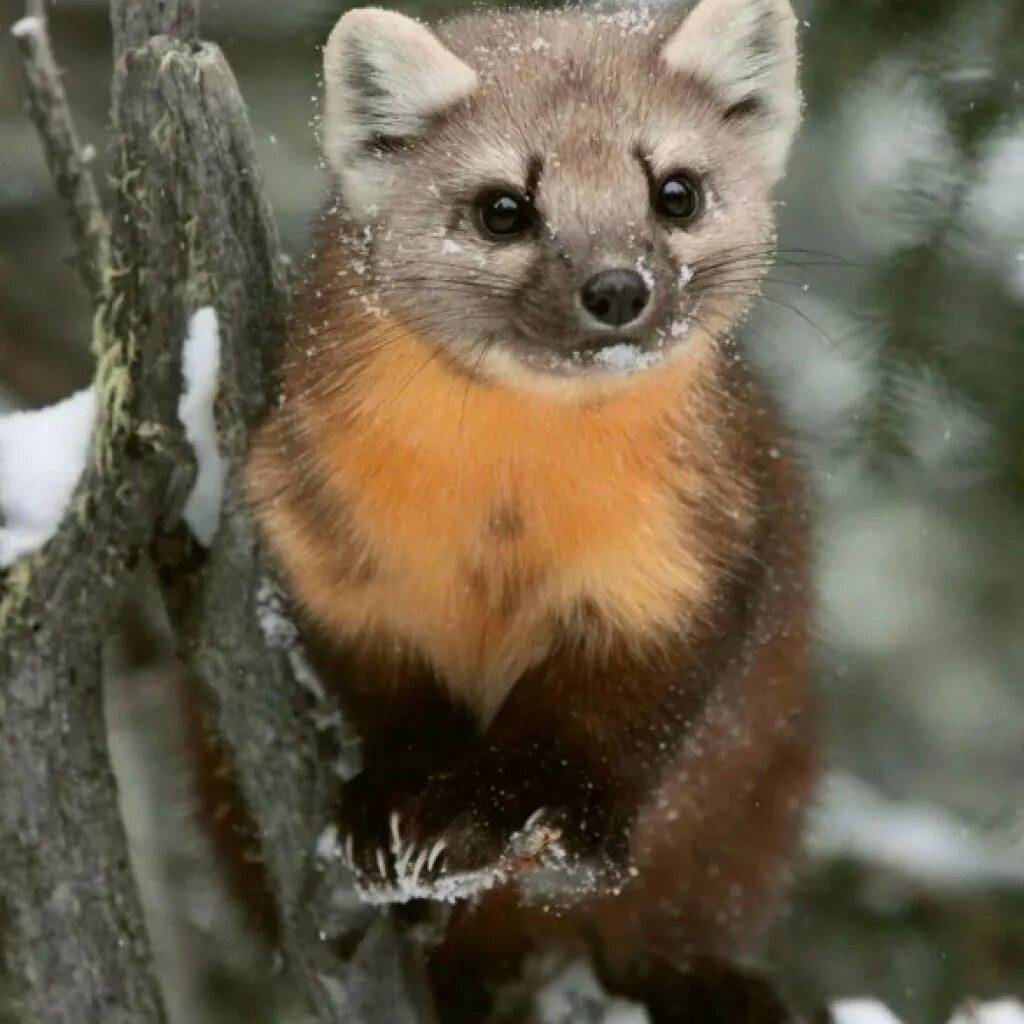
[321,0,800,389]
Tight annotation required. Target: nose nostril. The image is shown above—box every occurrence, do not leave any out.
[580,268,651,328]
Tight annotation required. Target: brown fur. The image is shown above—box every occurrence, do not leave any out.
[247,208,815,1021]
[250,262,750,724]
[244,1,814,1017]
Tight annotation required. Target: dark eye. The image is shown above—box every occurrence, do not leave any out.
[476,189,534,238]
[655,173,703,224]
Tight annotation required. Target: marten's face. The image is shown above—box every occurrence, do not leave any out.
[323,0,800,387]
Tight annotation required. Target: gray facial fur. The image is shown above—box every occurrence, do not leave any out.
[323,0,801,382]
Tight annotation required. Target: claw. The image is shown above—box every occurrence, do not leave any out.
[395,839,417,878]
[427,837,448,873]
[524,808,548,833]
[411,845,431,885]
[388,811,403,855]
[375,846,388,879]
[343,832,355,867]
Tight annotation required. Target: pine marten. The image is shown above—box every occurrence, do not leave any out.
[248,0,816,1019]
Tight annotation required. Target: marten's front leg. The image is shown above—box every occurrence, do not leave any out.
[343,635,711,897]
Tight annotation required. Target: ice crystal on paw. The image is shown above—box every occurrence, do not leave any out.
[0,387,96,567]
[344,813,563,906]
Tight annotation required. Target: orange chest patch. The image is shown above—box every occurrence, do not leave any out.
[260,325,725,720]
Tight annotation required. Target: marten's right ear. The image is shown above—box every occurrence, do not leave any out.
[659,0,800,186]
[323,8,477,218]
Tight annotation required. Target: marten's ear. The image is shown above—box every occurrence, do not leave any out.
[660,0,800,184]
[323,8,477,217]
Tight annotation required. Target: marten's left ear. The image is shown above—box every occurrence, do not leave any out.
[323,8,478,217]
[660,0,800,184]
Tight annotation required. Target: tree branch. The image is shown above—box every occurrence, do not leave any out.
[0,3,211,1020]
[0,7,192,1018]
[3,0,435,1019]
[12,1,109,300]
[110,0,199,65]
[136,36,434,1022]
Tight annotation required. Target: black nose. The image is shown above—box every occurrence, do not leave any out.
[579,268,651,328]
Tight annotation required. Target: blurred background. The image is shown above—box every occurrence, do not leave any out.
[1,0,1022,1021]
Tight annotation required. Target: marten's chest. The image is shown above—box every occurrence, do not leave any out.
[255,334,730,721]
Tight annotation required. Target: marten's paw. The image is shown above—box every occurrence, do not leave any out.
[336,770,561,904]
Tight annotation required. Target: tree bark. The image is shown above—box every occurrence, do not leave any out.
[111,0,198,64]
[2,1,433,1021]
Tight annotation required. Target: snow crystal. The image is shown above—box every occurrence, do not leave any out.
[10,15,42,39]
[0,387,96,567]
[178,307,224,547]
[591,343,664,374]
[441,237,464,255]
[950,1001,1024,1024]
[634,256,655,290]
[830,1001,905,1024]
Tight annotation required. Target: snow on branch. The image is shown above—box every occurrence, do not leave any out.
[0,387,95,566]
[178,307,225,546]
[0,306,227,564]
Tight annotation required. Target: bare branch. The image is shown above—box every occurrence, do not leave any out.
[11,2,109,300]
